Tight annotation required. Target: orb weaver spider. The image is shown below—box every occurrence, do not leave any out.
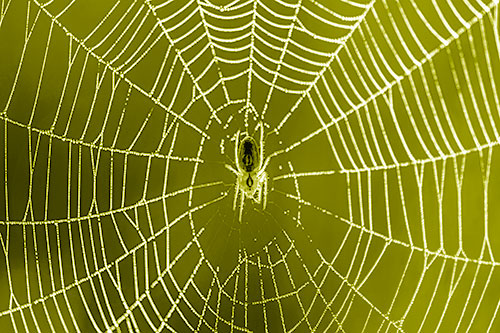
[225,123,270,221]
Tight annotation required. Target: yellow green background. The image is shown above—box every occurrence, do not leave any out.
[0,0,500,332]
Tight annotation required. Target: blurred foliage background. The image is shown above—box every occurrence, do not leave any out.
[1,0,500,332]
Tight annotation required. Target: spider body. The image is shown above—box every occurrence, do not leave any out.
[226,124,270,221]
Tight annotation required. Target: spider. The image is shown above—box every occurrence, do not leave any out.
[225,123,270,221]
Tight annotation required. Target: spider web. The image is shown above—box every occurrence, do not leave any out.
[0,0,500,331]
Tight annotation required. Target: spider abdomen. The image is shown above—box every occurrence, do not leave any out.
[239,137,259,172]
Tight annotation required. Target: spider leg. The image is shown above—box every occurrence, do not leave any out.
[239,188,245,222]
[225,164,238,175]
[234,130,241,171]
[257,155,272,178]
[258,122,264,170]
[262,172,268,210]
[233,182,240,211]
[254,182,262,204]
